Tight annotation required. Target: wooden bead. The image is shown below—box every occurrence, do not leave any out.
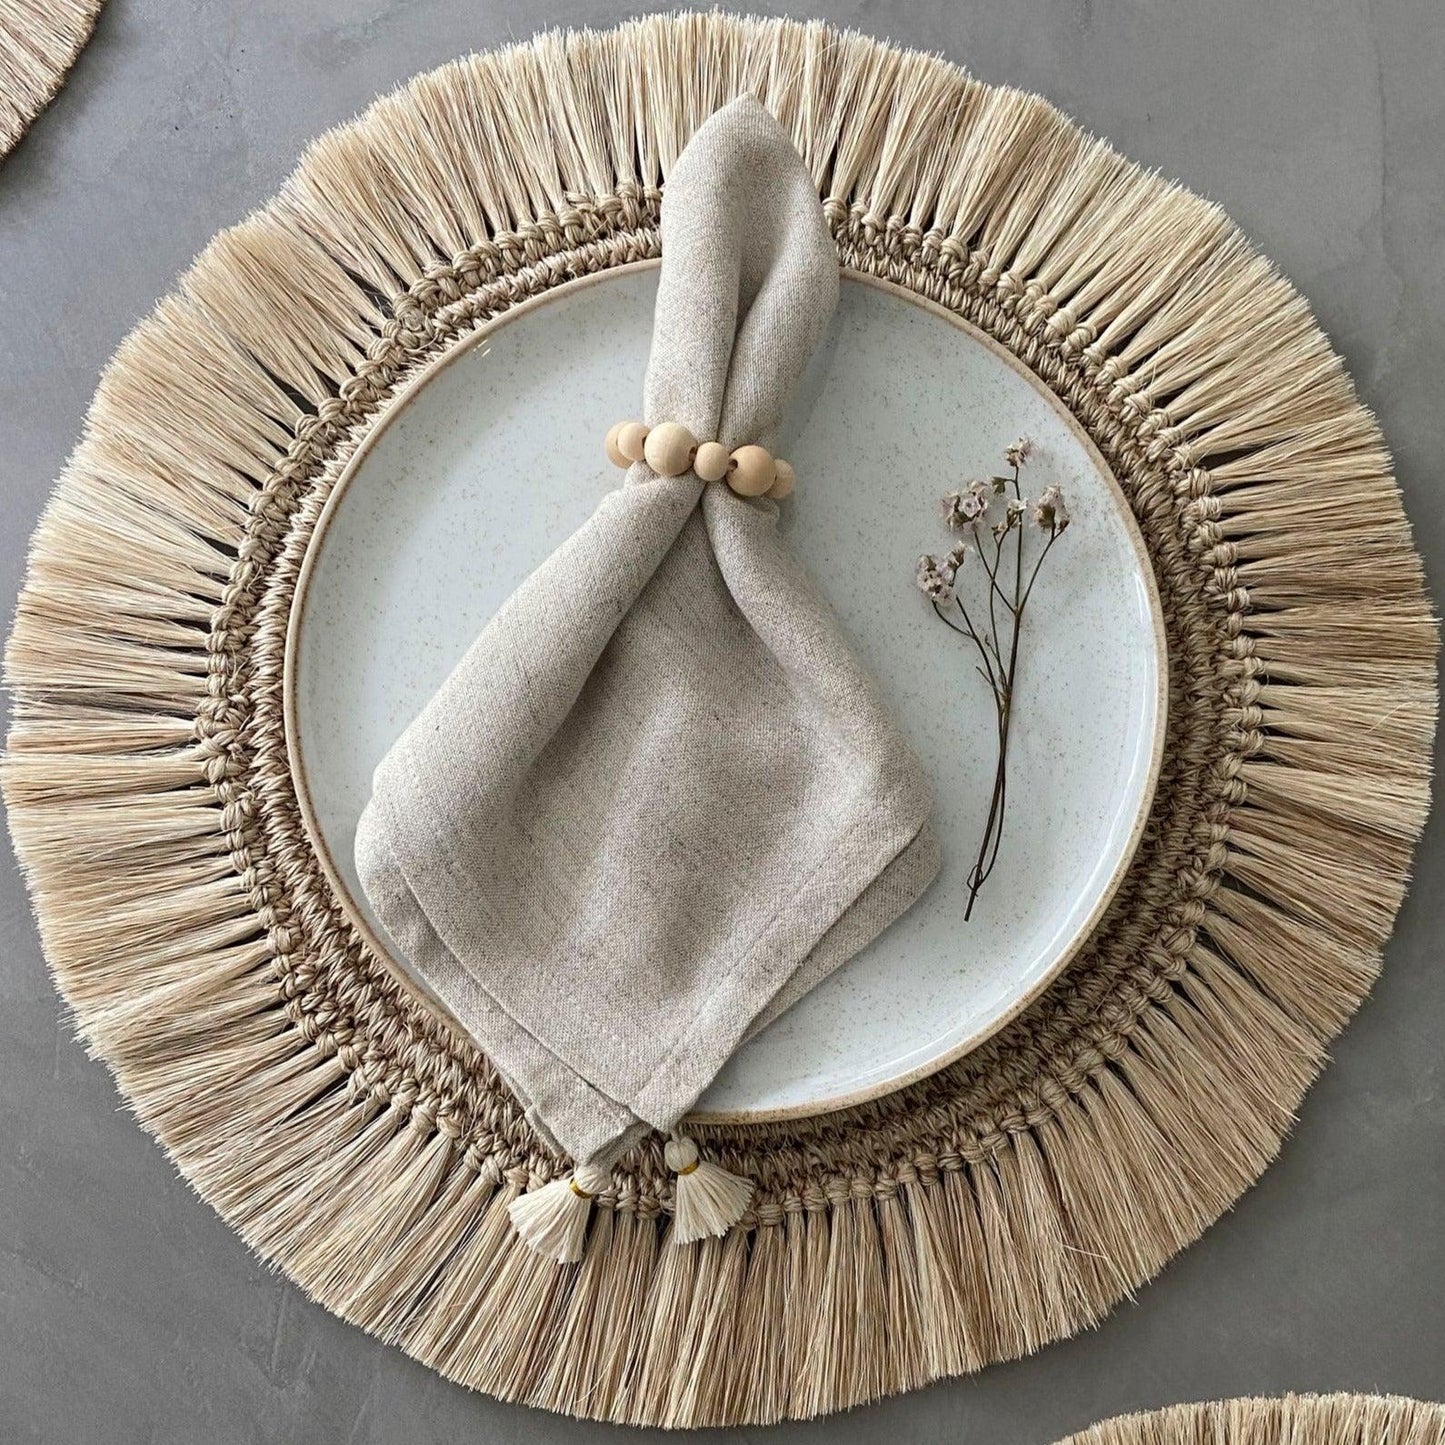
[766,458,796,499]
[693,440,731,482]
[604,422,631,468]
[727,444,776,497]
[616,421,650,463]
[642,421,697,478]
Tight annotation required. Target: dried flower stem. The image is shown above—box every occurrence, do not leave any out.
[919,442,1067,917]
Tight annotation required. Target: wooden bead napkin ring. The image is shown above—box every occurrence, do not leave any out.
[605,419,797,499]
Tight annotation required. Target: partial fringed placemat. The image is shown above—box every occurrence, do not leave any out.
[2,13,1435,1427]
[1059,1394,1445,1445]
[0,0,103,158]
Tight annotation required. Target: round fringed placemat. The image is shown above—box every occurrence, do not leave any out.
[0,0,103,158]
[3,14,1436,1429]
[1058,1394,1445,1445]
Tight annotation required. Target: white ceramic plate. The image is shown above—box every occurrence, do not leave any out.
[287,262,1166,1121]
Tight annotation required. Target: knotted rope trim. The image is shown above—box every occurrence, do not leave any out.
[3,14,1435,1427]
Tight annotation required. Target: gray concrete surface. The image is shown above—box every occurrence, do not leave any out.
[2,1,1441,1440]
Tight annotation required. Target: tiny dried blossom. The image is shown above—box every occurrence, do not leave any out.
[939,554,968,585]
[915,554,954,604]
[1004,437,1033,468]
[940,480,991,530]
[1033,484,1070,532]
[992,498,1027,540]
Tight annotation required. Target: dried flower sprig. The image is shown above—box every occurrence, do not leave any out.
[916,438,1069,918]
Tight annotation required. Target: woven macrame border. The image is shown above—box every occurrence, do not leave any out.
[3,14,1436,1428]
[1059,1394,1445,1445]
[0,0,103,158]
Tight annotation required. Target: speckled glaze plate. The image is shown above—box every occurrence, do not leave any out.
[286,261,1166,1122]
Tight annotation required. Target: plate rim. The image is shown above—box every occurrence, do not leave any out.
[283,257,1170,1126]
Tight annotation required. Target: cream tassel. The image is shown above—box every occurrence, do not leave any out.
[508,1161,612,1263]
[665,1133,754,1244]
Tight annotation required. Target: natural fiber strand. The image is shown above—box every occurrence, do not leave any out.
[3,13,1435,1427]
[1057,1393,1445,1445]
[0,0,103,158]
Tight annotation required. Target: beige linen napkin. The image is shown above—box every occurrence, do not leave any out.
[356,96,938,1253]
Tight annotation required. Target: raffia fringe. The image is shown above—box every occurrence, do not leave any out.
[2,13,1435,1428]
[0,0,104,157]
[1059,1393,1445,1445]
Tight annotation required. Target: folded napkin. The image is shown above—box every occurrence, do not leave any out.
[356,96,939,1258]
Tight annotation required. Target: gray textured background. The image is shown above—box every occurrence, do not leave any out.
[2,2,1441,1441]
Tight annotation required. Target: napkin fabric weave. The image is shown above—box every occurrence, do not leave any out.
[356,96,939,1171]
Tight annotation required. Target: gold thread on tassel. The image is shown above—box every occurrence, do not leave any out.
[665,1134,754,1245]
[509,1161,613,1263]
